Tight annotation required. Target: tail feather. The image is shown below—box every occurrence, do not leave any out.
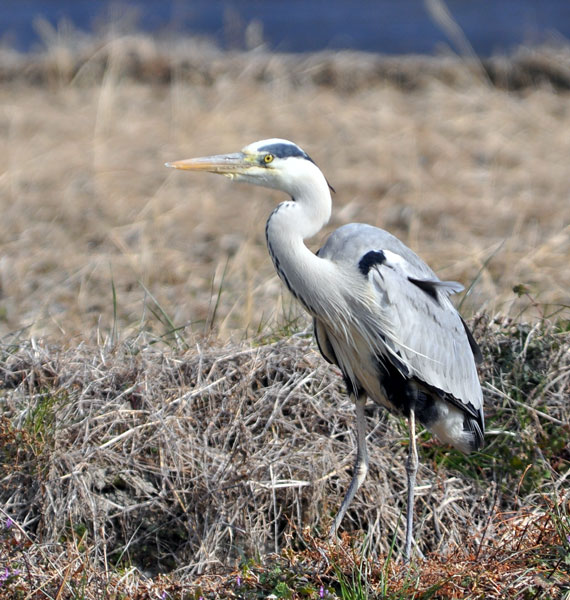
[464,414,485,451]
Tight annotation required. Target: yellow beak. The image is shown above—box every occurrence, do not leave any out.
[165,152,252,174]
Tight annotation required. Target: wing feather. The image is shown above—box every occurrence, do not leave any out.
[367,263,483,417]
[317,223,484,421]
[314,318,336,365]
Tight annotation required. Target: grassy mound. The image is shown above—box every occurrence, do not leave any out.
[0,316,568,598]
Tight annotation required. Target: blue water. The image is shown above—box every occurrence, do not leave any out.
[1,0,569,56]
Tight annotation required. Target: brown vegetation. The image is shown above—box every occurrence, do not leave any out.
[0,34,568,342]
[0,315,568,598]
[0,29,568,599]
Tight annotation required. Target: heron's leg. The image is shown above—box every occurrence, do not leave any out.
[329,393,368,538]
[404,406,418,562]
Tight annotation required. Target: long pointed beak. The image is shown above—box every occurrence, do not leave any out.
[165,152,252,174]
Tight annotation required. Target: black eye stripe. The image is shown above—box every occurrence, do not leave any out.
[257,143,315,164]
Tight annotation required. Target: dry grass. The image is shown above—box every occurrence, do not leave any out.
[0,333,480,573]
[0,33,568,342]
[0,316,568,598]
[0,28,569,599]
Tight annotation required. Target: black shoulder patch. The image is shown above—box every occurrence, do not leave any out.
[358,250,386,276]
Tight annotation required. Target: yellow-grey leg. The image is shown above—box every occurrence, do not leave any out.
[329,394,368,538]
[404,406,418,562]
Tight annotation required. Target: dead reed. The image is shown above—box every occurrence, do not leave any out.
[0,34,568,342]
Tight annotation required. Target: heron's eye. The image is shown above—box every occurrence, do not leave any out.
[263,154,274,164]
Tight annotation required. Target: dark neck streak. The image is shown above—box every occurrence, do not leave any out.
[265,202,317,315]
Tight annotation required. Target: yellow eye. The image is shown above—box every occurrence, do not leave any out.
[263,154,274,164]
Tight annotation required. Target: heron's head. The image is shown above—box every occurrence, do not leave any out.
[166,138,333,196]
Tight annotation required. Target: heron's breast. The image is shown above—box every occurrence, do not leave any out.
[324,325,399,412]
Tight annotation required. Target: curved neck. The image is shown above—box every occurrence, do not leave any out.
[270,165,332,241]
[265,171,331,252]
[265,173,332,311]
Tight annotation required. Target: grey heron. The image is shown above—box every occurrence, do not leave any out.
[166,138,484,561]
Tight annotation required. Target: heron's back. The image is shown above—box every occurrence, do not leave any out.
[315,223,484,452]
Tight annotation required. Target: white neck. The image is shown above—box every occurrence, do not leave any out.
[264,165,333,313]
[263,160,388,374]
